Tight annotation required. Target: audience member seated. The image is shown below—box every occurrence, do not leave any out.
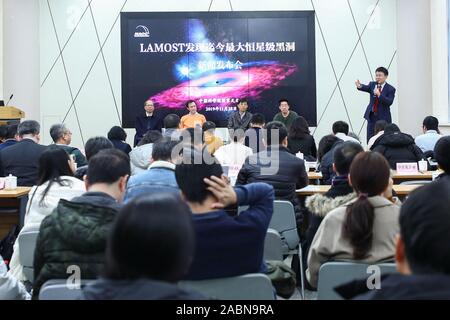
[181,127,205,151]
[287,116,317,161]
[434,136,450,180]
[0,125,7,143]
[180,101,206,129]
[372,123,425,169]
[125,138,179,202]
[237,121,308,226]
[318,134,343,185]
[0,120,47,186]
[244,113,266,154]
[81,194,204,300]
[0,124,18,152]
[9,146,85,282]
[203,121,223,155]
[338,179,450,299]
[214,129,253,167]
[304,142,363,262]
[306,152,400,288]
[129,130,162,175]
[415,116,442,153]
[0,256,30,300]
[74,136,113,180]
[162,114,181,140]
[227,99,253,131]
[49,123,87,167]
[175,149,274,280]
[108,126,132,155]
[32,149,130,298]
[332,121,360,144]
[367,120,387,150]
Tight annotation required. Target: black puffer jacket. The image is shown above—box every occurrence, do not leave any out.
[372,132,425,169]
[33,192,120,299]
[236,146,309,224]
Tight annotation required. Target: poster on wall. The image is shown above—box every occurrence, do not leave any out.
[121,11,316,128]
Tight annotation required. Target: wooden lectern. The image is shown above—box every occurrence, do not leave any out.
[0,106,25,126]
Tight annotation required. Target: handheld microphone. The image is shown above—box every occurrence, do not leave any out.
[5,94,14,107]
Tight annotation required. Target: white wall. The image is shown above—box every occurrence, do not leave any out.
[35,0,398,149]
[0,0,4,100]
[2,0,40,121]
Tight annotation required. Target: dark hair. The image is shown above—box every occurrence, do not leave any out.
[84,136,114,161]
[265,121,288,145]
[434,136,450,173]
[228,128,246,143]
[202,121,216,132]
[374,120,388,134]
[250,113,265,125]
[108,126,127,141]
[183,127,204,145]
[317,134,340,162]
[175,149,223,203]
[0,125,8,139]
[35,146,74,206]
[343,152,391,259]
[49,123,69,142]
[164,114,180,129]
[185,100,196,108]
[18,120,40,136]
[5,124,17,140]
[137,130,162,147]
[152,138,178,162]
[104,193,194,282]
[288,116,310,139]
[278,99,289,105]
[399,180,450,274]
[333,141,364,175]
[384,123,400,134]
[332,121,349,135]
[375,66,389,76]
[86,149,130,185]
[423,116,439,132]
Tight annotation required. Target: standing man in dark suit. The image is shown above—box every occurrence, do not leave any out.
[0,120,47,186]
[134,99,162,147]
[356,67,396,142]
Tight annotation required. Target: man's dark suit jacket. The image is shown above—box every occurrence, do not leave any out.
[0,139,47,186]
[358,81,396,123]
[134,113,162,146]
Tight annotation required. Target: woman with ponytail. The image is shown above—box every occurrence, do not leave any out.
[306,151,400,289]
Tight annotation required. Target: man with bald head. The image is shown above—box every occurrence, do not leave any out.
[134,99,163,146]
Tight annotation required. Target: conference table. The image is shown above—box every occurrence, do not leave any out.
[0,187,32,237]
[307,170,439,183]
[296,184,422,197]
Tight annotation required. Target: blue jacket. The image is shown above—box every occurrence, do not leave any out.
[124,161,178,203]
[0,139,18,152]
[185,182,274,280]
[358,82,396,122]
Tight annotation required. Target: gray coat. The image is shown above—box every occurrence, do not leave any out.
[227,111,253,131]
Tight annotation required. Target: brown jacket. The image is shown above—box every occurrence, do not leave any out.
[306,196,400,288]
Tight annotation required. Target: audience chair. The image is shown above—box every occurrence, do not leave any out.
[18,230,39,283]
[264,229,284,261]
[39,279,91,300]
[179,273,275,300]
[317,261,397,300]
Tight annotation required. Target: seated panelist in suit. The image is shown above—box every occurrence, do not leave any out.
[356,67,396,143]
[134,99,162,147]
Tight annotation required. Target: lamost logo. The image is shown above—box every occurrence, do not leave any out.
[134,25,150,38]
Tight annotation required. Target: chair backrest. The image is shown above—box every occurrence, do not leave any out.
[39,279,91,300]
[399,180,431,185]
[18,230,39,283]
[179,273,275,300]
[264,229,283,261]
[270,200,299,251]
[317,261,397,300]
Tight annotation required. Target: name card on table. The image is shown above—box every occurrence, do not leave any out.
[396,162,418,174]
